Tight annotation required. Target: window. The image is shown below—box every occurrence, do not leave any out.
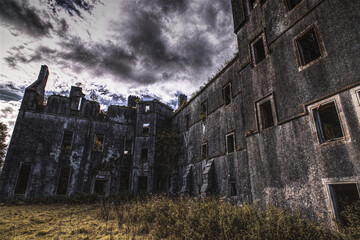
[143,123,150,135]
[120,171,130,192]
[285,0,302,10]
[56,166,71,195]
[329,183,360,224]
[141,148,148,162]
[14,164,32,195]
[124,140,132,154]
[62,130,73,150]
[201,142,208,160]
[94,134,104,152]
[226,133,235,154]
[256,95,277,130]
[70,97,82,111]
[296,29,321,66]
[223,83,232,106]
[138,176,148,192]
[94,179,107,195]
[145,105,150,113]
[313,102,344,143]
[200,101,207,121]
[230,181,237,196]
[185,114,190,130]
[251,33,268,66]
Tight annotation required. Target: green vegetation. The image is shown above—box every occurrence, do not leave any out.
[1,196,359,239]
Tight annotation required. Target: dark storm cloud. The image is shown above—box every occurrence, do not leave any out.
[0,0,53,37]
[154,0,188,14]
[0,83,23,101]
[47,0,101,17]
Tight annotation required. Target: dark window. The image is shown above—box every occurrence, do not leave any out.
[200,101,207,120]
[230,182,237,196]
[145,105,150,113]
[185,114,190,130]
[120,171,130,192]
[201,143,207,160]
[14,164,32,195]
[124,140,132,154]
[313,102,343,143]
[141,148,148,162]
[143,123,150,135]
[223,84,232,105]
[94,180,107,195]
[226,133,235,154]
[56,167,71,195]
[253,37,266,65]
[329,184,360,224]
[62,131,73,150]
[260,100,275,129]
[94,134,104,152]
[138,176,148,192]
[297,29,321,66]
[286,0,302,10]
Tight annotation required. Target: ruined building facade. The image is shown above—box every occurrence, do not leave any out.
[1,0,359,225]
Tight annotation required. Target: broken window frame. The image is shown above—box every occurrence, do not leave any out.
[293,23,326,71]
[223,83,232,106]
[200,100,208,121]
[14,163,32,195]
[250,32,269,67]
[62,130,74,150]
[94,133,105,152]
[201,142,208,160]
[255,94,278,130]
[140,148,148,163]
[284,0,303,11]
[145,105,150,113]
[142,123,150,135]
[56,166,71,196]
[226,132,236,154]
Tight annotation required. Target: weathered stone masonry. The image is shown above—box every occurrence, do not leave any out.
[0,0,359,226]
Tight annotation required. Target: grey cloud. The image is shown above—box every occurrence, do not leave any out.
[0,83,23,101]
[47,0,101,17]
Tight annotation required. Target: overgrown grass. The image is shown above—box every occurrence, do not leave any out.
[1,195,359,239]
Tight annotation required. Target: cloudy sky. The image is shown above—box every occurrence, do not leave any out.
[0,0,237,141]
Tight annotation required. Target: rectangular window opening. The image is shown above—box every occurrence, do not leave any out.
[226,133,235,154]
[253,37,266,65]
[286,0,302,10]
[143,123,150,135]
[14,164,32,195]
[185,114,190,130]
[260,100,275,129]
[62,130,73,150]
[56,166,71,195]
[201,143,207,160]
[297,29,321,66]
[200,101,207,121]
[94,134,104,152]
[223,84,232,106]
[141,148,148,162]
[230,182,237,196]
[145,105,150,113]
[313,102,343,143]
[94,179,107,195]
[120,171,130,192]
[329,183,360,225]
[124,140,133,154]
[138,176,148,192]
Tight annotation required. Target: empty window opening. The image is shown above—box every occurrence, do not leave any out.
[70,97,82,111]
[94,179,107,195]
[313,102,343,143]
[120,171,130,192]
[124,140,133,154]
[185,114,190,130]
[201,143,207,160]
[94,134,104,152]
[56,167,71,195]
[62,130,73,150]
[230,182,237,196]
[226,133,235,154]
[329,184,360,224]
[200,101,207,121]
[297,29,321,66]
[141,148,148,162]
[252,37,266,65]
[145,105,150,113]
[223,84,232,106]
[143,123,150,135]
[286,0,302,10]
[14,164,32,195]
[260,100,275,129]
[138,176,148,192]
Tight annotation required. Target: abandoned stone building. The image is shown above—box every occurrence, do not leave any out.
[0,0,359,225]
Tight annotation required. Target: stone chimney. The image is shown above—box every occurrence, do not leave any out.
[128,95,140,108]
[178,94,187,108]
